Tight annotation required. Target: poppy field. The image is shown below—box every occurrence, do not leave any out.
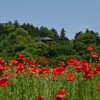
[0,46,100,100]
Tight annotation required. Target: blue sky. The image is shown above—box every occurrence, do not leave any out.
[0,0,100,39]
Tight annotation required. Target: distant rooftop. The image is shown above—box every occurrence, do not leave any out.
[41,36,53,43]
[42,36,52,40]
[36,41,45,45]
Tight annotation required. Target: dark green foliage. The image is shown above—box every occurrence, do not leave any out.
[59,28,70,44]
[0,21,100,62]
[51,28,59,42]
[74,30,100,45]
[73,42,87,56]
[60,28,66,40]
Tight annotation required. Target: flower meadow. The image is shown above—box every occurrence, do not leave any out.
[0,46,100,100]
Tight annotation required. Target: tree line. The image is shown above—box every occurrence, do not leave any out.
[0,20,100,63]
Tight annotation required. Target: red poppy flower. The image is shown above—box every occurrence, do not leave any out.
[67,58,80,67]
[95,64,100,71]
[0,60,5,65]
[10,72,15,77]
[91,52,98,58]
[0,77,10,87]
[16,63,24,73]
[84,70,93,80]
[34,57,38,61]
[67,73,75,81]
[53,65,59,69]
[38,60,43,63]
[25,58,31,64]
[29,61,35,67]
[52,67,66,76]
[98,83,100,89]
[39,68,51,74]
[37,96,43,100]
[67,57,75,65]
[30,67,37,75]
[18,54,25,60]
[10,59,18,66]
[43,60,49,65]
[57,89,66,98]
[87,46,93,51]
[75,65,83,73]
[59,61,65,66]
[54,96,62,100]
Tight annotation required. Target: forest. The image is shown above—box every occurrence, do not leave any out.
[0,20,100,63]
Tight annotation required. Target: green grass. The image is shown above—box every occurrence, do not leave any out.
[0,72,100,100]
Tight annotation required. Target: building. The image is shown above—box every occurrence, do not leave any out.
[41,36,53,43]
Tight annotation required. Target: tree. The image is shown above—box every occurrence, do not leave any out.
[4,23,14,33]
[74,30,100,45]
[59,28,69,44]
[74,31,82,39]
[21,23,36,36]
[39,26,55,38]
[14,27,28,36]
[73,42,87,56]
[14,20,20,30]
[0,23,5,36]
[60,28,66,40]
[85,28,90,33]
[51,28,59,41]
